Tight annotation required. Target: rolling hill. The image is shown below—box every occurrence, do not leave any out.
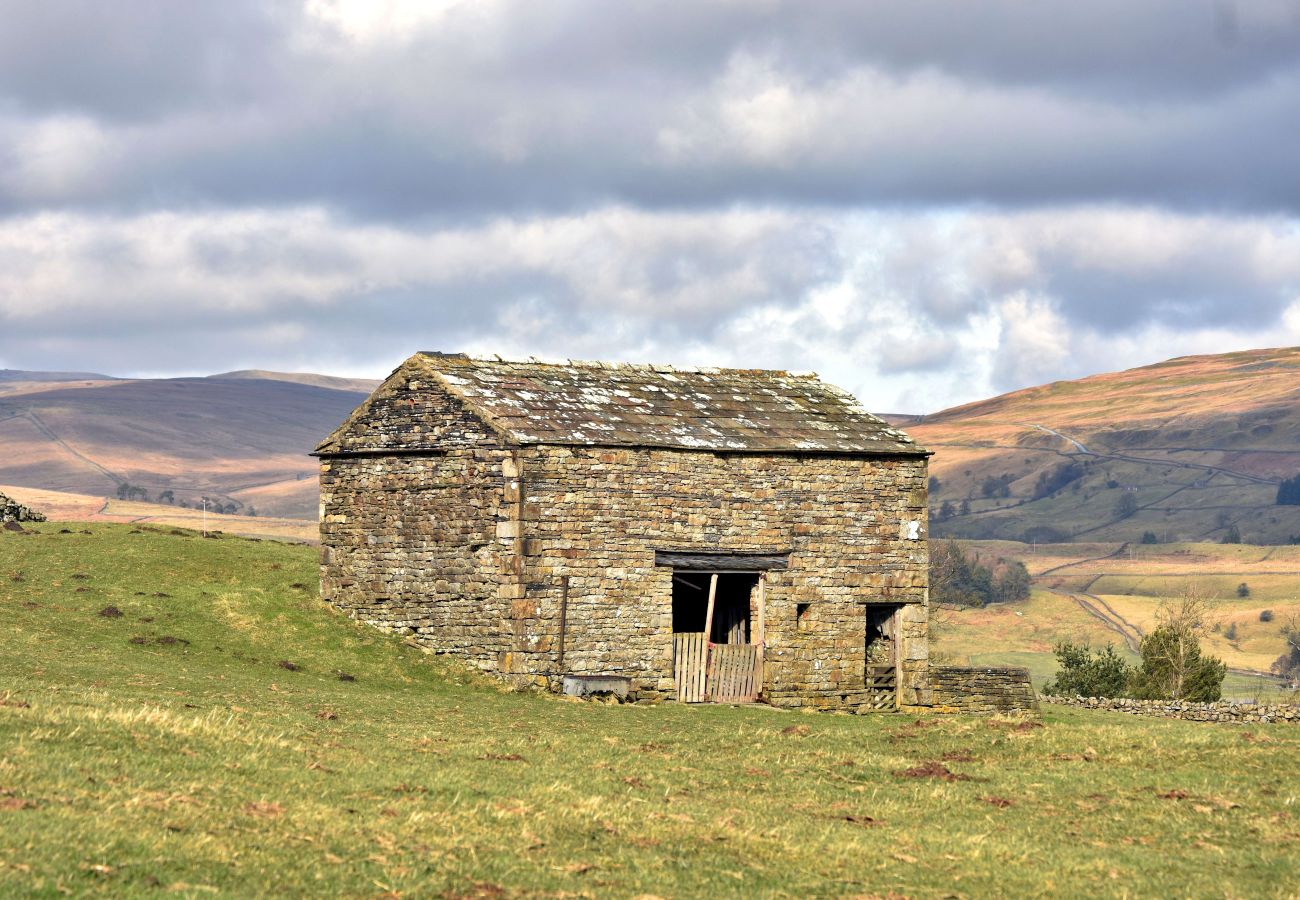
[0,370,377,520]
[913,346,1300,544]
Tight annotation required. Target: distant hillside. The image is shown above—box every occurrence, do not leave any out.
[209,370,381,394]
[0,371,371,520]
[913,347,1300,544]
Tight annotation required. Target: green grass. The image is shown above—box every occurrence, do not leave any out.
[4,524,1300,897]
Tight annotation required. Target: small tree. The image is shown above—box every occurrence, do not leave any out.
[1271,616,1300,684]
[1129,587,1226,701]
[1140,531,1159,545]
[1044,643,1133,698]
[1222,524,1242,544]
[993,560,1032,603]
[1237,582,1250,598]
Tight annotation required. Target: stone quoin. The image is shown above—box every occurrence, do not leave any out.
[314,352,1033,712]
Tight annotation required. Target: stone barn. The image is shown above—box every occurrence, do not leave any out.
[316,352,961,711]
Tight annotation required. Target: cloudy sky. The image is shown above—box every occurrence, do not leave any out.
[2,0,1299,412]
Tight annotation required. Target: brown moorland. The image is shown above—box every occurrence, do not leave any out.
[0,370,375,520]
[913,346,1300,543]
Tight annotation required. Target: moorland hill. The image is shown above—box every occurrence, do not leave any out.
[0,370,377,520]
[913,347,1300,543]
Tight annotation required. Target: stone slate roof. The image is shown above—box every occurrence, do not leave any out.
[317,352,926,456]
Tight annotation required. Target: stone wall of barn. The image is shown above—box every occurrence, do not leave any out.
[318,448,518,669]
[518,446,931,710]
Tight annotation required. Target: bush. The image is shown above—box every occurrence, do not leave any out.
[1237,582,1250,598]
[1223,622,1238,641]
[1260,609,1274,622]
[1222,524,1242,544]
[1140,531,1159,545]
[1044,643,1133,698]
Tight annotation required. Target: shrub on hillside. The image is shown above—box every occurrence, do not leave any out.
[980,474,1013,499]
[1021,525,1070,545]
[1044,643,1133,698]
[1237,582,1250,598]
[1113,492,1138,519]
[1221,524,1242,544]
[1259,609,1274,622]
[1031,462,1085,500]
[930,541,1031,608]
[1140,531,1159,544]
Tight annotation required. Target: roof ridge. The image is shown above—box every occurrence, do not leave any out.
[418,350,817,379]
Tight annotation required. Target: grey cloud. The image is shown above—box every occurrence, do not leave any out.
[0,0,292,122]
[1,1,1299,219]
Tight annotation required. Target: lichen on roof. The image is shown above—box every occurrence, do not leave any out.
[317,352,927,456]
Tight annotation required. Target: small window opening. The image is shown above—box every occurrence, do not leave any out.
[796,602,811,630]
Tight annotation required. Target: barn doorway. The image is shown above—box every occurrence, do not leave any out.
[865,604,901,709]
[672,572,756,643]
[671,571,765,703]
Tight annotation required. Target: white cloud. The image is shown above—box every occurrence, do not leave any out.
[5,203,1297,411]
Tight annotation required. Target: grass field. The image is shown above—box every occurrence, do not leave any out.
[3,524,1300,896]
[931,540,1300,700]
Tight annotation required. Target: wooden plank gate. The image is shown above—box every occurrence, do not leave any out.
[673,632,708,703]
[672,634,761,703]
[706,643,761,702]
[865,664,897,709]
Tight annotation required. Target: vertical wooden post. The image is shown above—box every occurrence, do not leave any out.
[703,573,718,642]
[703,573,718,700]
[755,573,766,697]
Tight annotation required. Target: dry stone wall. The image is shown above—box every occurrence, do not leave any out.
[1043,695,1300,723]
[928,666,1038,714]
[0,492,45,523]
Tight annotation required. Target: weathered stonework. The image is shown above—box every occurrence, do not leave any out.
[1043,695,1300,724]
[317,353,999,712]
[0,492,45,523]
[927,666,1038,714]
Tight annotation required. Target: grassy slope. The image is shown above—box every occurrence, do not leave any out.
[914,346,1300,544]
[3,525,1300,897]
